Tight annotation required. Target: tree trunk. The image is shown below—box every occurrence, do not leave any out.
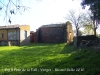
[93,19,96,36]
[94,28,96,36]
[76,28,79,48]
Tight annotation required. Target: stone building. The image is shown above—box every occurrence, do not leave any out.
[0,25,30,46]
[35,21,74,43]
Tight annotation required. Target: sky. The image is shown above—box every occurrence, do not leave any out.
[0,0,100,33]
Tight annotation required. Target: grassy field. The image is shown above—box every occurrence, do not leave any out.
[0,43,100,75]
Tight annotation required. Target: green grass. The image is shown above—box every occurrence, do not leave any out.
[0,43,100,75]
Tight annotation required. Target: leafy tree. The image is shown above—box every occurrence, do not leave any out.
[81,0,100,36]
[78,30,83,36]
[81,0,100,19]
[83,12,94,35]
[83,24,94,35]
[0,0,30,23]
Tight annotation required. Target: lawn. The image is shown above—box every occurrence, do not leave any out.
[0,43,100,75]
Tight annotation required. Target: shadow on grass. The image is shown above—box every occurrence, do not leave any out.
[60,44,76,54]
[24,43,63,46]
[1,43,100,75]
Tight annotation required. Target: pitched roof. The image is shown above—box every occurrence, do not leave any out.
[30,31,34,33]
[40,23,66,28]
[0,25,29,29]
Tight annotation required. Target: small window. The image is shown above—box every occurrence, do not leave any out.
[24,31,27,39]
[1,33,4,38]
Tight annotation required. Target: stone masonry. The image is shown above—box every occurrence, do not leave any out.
[35,21,74,43]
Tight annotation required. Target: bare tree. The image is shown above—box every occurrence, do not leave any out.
[66,10,88,35]
[65,10,88,47]
[0,0,30,23]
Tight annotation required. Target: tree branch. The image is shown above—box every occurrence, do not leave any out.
[0,0,30,23]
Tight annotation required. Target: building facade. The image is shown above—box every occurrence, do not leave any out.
[0,25,30,46]
[35,21,74,43]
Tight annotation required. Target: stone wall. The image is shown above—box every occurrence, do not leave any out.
[35,22,74,43]
[0,41,7,46]
[0,40,19,46]
[38,27,67,43]
[30,33,34,42]
[66,24,74,43]
[73,35,97,48]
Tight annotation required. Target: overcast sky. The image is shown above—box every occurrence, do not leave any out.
[0,0,100,33]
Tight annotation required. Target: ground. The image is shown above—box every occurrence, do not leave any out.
[0,43,100,75]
